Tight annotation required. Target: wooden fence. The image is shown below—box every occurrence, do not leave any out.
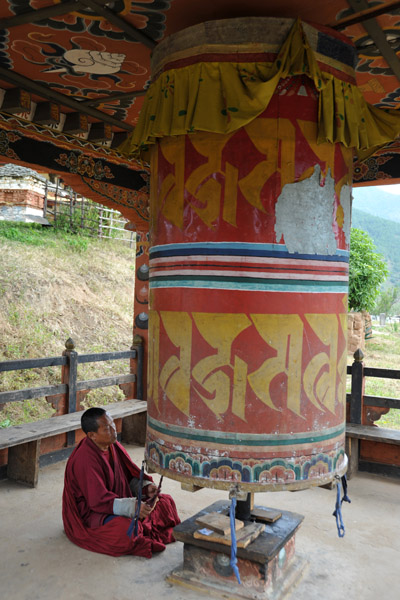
[347,348,400,477]
[0,337,143,446]
[43,181,135,245]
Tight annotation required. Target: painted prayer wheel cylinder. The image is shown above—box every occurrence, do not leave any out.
[145,18,354,491]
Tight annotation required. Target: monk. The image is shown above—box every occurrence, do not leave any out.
[62,407,180,558]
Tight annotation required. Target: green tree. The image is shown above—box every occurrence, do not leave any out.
[374,286,400,316]
[349,228,388,312]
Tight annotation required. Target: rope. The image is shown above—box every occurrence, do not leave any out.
[229,496,241,584]
[341,474,351,505]
[332,475,351,538]
[127,460,145,538]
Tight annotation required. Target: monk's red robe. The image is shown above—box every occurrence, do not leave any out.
[62,437,180,558]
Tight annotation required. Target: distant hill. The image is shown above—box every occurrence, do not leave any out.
[352,186,400,223]
[351,208,400,287]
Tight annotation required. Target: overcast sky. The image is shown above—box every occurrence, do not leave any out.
[375,185,400,195]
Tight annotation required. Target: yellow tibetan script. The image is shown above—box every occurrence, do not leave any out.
[148,311,347,420]
[155,118,352,231]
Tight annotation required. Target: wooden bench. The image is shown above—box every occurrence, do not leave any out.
[346,423,400,479]
[0,399,147,487]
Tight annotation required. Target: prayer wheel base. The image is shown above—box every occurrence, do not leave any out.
[168,500,308,600]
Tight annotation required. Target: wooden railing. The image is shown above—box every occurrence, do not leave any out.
[346,348,400,478]
[346,348,400,425]
[0,336,143,444]
[0,336,145,485]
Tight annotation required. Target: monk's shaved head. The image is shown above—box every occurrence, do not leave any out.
[81,407,106,434]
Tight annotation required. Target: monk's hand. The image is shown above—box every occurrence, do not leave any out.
[139,501,152,519]
[144,483,157,499]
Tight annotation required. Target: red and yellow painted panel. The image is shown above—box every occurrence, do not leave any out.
[146,75,351,491]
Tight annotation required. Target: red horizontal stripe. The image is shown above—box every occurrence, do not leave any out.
[150,261,348,275]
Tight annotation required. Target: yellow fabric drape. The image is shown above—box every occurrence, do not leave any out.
[120,19,400,160]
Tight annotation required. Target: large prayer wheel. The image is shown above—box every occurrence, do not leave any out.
[144,18,353,491]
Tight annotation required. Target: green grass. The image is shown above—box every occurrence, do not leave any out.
[0,221,89,252]
[357,321,400,430]
[379,410,400,429]
[0,221,136,426]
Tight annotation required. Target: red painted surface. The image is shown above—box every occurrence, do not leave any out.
[146,74,351,488]
[360,440,400,466]
[133,229,150,399]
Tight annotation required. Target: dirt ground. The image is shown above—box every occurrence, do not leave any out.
[1,444,399,600]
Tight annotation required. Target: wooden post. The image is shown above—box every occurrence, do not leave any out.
[7,440,40,487]
[81,195,84,229]
[99,207,103,239]
[235,492,254,520]
[69,191,73,228]
[122,334,146,444]
[62,338,78,446]
[43,180,48,218]
[54,177,59,224]
[347,348,364,478]
[132,334,144,400]
[109,209,113,238]
[350,348,364,424]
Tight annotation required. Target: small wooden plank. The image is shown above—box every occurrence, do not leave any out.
[78,350,136,364]
[193,522,264,548]
[251,507,282,523]
[0,399,147,449]
[195,512,244,536]
[0,355,66,372]
[76,373,135,391]
[7,440,40,487]
[0,384,67,404]
[363,395,400,410]
[363,366,400,380]
[346,424,400,445]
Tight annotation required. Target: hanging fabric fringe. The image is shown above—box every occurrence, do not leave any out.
[229,496,241,585]
[333,475,351,538]
[120,19,400,161]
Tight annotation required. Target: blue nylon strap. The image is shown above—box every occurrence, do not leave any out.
[332,474,351,538]
[229,497,241,584]
[127,461,145,538]
[341,474,351,505]
[333,479,345,537]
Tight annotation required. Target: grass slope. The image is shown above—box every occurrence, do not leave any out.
[0,222,136,426]
[360,322,400,429]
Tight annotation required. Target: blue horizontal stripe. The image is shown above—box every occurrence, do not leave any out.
[150,242,349,263]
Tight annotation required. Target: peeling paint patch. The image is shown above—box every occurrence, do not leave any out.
[339,184,351,246]
[275,165,337,255]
